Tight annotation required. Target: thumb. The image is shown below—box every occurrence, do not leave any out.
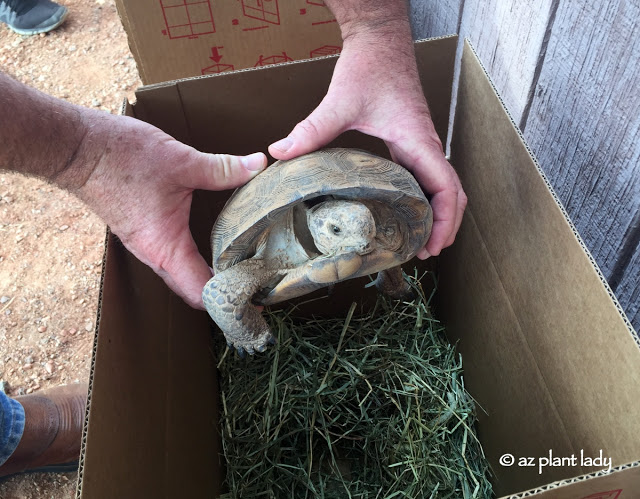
[269,99,350,159]
[181,151,267,191]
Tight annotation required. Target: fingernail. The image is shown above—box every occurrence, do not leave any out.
[241,152,267,172]
[417,248,432,260]
[270,137,293,153]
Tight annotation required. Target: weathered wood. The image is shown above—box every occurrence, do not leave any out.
[456,0,555,122]
[410,0,640,332]
[408,0,462,40]
[523,0,640,331]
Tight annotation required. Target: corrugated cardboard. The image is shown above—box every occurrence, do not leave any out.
[76,36,640,498]
[115,0,342,84]
[438,40,640,497]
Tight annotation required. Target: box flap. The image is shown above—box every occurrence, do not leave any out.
[505,461,640,499]
[440,39,640,496]
[133,35,456,162]
[115,0,343,84]
[78,234,221,498]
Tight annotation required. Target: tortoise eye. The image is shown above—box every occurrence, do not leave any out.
[332,225,341,234]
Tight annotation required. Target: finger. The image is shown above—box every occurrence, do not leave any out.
[444,181,467,248]
[424,188,458,256]
[181,151,267,191]
[416,247,431,260]
[269,100,348,159]
[389,143,459,257]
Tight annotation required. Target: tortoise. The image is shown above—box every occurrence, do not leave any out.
[202,148,432,355]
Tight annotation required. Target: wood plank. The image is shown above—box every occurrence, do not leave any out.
[408,0,462,39]
[523,0,640,332]
[457,0,554,122]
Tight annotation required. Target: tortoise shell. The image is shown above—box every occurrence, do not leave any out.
[211,148,432,272]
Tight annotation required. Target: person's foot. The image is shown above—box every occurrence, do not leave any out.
[0,0,68,35]
[0,383,87,478]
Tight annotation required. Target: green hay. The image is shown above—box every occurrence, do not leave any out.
[217,271,493,498]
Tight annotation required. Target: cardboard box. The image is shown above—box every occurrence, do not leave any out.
[115,0,342,84]
[75,36,640,498]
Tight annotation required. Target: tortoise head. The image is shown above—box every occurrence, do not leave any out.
[307,200,376,256]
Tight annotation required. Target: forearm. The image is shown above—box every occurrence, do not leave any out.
[0,72,104,190]
[324,0,422,108]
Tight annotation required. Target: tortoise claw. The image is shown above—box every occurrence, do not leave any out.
[227,332,274,358]
[234,341,263,357]
[256,334,275,352]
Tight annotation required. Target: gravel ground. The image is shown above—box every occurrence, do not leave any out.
[0,1,141,496]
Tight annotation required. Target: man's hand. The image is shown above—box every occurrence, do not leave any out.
[1,72,266,309]
[68,113,266,309]
[269,1,466,258]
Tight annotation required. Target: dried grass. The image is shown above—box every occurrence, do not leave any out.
[217,271,493,498]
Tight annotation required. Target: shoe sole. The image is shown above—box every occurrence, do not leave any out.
[7,8,68,36]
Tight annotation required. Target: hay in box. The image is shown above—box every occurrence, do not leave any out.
[216,271,493,498]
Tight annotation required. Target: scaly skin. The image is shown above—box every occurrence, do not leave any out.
[202,259,276,355]
[374,266,414,301]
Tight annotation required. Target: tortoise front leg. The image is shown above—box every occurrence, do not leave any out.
[258,252,364,305]
[202,259,275,355]
[374,265,415,301]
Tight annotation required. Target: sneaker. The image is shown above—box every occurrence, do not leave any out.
[0,0,68,35]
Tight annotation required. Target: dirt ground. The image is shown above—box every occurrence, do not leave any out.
[0,1,141,497]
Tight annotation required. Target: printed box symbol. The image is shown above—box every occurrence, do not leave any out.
[310,45,341,58]
[255,52,293,67]
[580,490,623,499]
[202,63,235,75]
[241,0,280,25]
[188,3,212,23]
[160,0,215,39]
[164,5,188,26]
[192,20,215,35]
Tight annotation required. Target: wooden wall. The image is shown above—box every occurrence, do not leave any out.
[409,0,640,333]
